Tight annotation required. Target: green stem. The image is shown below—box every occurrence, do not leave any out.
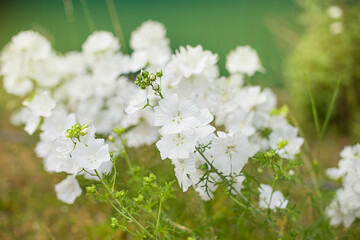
[267,163,277,209]
[105,0,128,54]
[155,197,163,236]
[95,170,155,239]
[288,112,322,204]
[159,92,164,99]
[195,147,281,238]
[112,158,117,192]
[120,136,132,169]
[80,0,96,32]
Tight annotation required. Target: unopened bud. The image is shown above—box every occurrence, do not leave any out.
[288,169,295,176]
[141,70,149,78]
[86,184,96,194]
[277,139,288,150]
[80,127,89,136]
[156,69,163,77]
[149,73,156,81]
[152,82,159,90]
[110,217,119,229]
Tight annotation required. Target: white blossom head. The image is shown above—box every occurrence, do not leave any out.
[82,31,120,57]
[55,175,82,204]
[130,20,169,50]
[226,45,264,76]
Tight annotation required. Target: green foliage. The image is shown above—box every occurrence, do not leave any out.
[285,0,360,139]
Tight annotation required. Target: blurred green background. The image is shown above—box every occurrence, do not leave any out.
[3,1,360,239]
[0,0,301,87]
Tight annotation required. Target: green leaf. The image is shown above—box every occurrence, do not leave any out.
[320,77,341,139]
[305,75,320,138]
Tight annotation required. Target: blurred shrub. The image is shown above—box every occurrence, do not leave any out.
[284,0,360,139]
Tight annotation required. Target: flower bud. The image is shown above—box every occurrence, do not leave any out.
[152,82,159,90]
[86,184,96,194]
[134,194,144,203]
[110,217,119,229]
[114,190,127,199]
[113,127,125,136]
[141,70,149,78]
[277,139,288,150]
[288,169,295,176]
[156,69,163,77]
[108,135,115,142]
[149,73,156,81]
[80,127,88,136]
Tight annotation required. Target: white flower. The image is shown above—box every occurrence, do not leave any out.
[24,113,41,135]
[124,121,159,148]
[55,175,82,204]
[25,91,56,117]
[2,75,33,96]
[154,94,200,136]
[55,137,74,155]
[82,31,120,57]
[130,20,169,50]
[326,187,360,228]
[173,45,218,79]
[226,45,264,76]
[83,160,114,180]
[72,139,110,170]
[156,132,197,160]
[329,22,344,35]
[258,184,288,211]
[8,30,52,60]
[326,143,360,228]
[327,6,343,19]
[193,108,215,139]
[208,131,252,175]
[41,111,76,141]
[269,124,304,160]
[125,89,150,114]
[173,158,197,192]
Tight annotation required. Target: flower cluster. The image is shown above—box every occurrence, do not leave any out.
[1,20,303,209]
[1,21,171,147]
[39,112,112,203]
[326,144,360,227]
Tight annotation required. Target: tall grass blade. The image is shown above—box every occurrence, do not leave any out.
[106,0,128,54]
[305,75,320,138]
[320,77,341,139]
[80,0,96,32]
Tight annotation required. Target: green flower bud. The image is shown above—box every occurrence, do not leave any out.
[114,190,127,199]
[277,139,288,150]
[149,73,156,81]
[110,217,119,229]
[149,173,157,181]
[264,149,276,158]
[152,82,159,90]
[113,127,125,136]
[134,194,144,203]
[86,184,96,194]
[156,69,163,77]
[108,135,115,142]
[141,70,149,78]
